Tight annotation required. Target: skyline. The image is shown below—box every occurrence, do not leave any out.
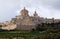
[0,0,60,22]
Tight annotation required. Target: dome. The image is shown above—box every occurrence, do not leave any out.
[21,7,28,13]
[20,7,29,16]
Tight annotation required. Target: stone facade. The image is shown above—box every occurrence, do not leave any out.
[1,7,60,30]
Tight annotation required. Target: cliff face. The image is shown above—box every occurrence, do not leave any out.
[2,24,17,30]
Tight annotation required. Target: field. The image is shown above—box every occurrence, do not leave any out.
[0,22,60,39]
[0,30,60,39]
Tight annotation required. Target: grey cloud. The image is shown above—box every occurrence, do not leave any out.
[0,0,20,22]
[41,0,60,10]
[19,0,41,8]
[53,1,60,9]
[20,0,60,10]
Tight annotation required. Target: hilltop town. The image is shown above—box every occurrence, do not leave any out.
[0,7,60,30]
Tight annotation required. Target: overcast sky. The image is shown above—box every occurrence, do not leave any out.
[0,0,60,22]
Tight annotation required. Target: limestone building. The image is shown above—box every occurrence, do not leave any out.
[1,7,60,30]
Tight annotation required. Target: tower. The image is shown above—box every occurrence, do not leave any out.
[20,7,29,17]
[33,10,38,17]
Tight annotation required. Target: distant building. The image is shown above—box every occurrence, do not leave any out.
[1,7,60,30]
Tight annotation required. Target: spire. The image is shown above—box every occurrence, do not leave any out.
[24,7,25,10]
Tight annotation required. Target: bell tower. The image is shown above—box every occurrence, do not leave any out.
[20,7,29,17]
[33,10,38,17]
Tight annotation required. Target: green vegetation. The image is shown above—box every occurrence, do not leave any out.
[0,22,60,39]
[0,30,60,39]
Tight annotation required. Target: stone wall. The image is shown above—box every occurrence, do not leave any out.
[16,25,36,30]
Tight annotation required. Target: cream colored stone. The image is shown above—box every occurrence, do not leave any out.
[1,7,60,30]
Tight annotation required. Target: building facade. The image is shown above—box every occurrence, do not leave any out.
[1,7,60,30]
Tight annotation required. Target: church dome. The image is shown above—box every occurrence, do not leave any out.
[20,7,29,16]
